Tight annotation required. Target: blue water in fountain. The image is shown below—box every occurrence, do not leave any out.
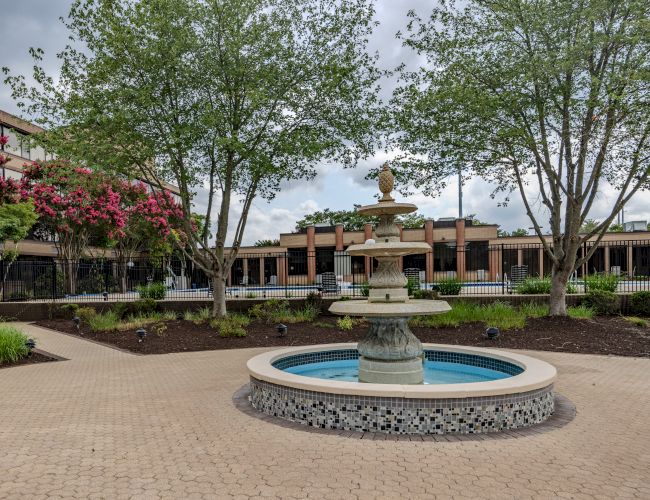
[284,359,510,384]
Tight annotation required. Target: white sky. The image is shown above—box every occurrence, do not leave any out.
[1,0,648,245]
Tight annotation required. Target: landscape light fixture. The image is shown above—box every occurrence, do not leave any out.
[72,316,80,333]
[176,312,184,321]
[25,338,36,350]
[485,327,500,340]
[136,328,147,342]
[103,291,109,301]
[276,324,287,337]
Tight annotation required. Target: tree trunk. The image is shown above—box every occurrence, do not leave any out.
[549,266,571,316]
[212,271,227,318]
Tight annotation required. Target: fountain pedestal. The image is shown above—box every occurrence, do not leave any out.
[329,164,451,384]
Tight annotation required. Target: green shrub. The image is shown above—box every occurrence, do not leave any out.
[624,316,648,328]
[338,296,351,301]
[336,315,355,331]
[412,289,439,300]
[567,305,595,320]
[33,269,64,299]
[406,277,420,296]
[0,325,30,364]
[516,277,577,294]
[585,273,619,293]
[111,302,129,319]
[136,282,167,300]
[245,292,256,299]
[305,292,323,312]
[184,307,212,324]
[77,307,97,323]
[359,281,370,297]
[628,291,650,317]
[87,310,120,331]
[437,278,462,295]
[312,321,335,329]
[249,299,288,322]
[519,302,549,318]
[131,298,158,316]
[59,303,80,318]
[583,290,620,315]
[211,314,249,337]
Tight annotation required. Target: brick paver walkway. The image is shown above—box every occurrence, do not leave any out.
[1,323,649,499]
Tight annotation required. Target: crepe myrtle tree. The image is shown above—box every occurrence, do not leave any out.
[19,161,128,294]
[4,0,382,316]
[390,0,650,315]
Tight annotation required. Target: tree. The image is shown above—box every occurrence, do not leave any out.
[20,161,127,293]
[253,239,280,247]
[5,0,381,316]
[498,228,529,238]
[580,219,600,233]
[392,0,650,315]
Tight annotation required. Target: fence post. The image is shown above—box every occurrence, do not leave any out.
[501,244,505,295]
[0,259,4,302]
[104,261,111,298]
[51,261,57,301]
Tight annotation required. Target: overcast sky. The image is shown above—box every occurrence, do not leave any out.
[1,0,648,246]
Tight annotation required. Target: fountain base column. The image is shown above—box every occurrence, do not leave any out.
[357,317,424,384]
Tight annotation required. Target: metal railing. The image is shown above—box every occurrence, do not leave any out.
[1,238,649,302]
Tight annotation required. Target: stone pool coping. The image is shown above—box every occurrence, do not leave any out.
[247,343,557,398]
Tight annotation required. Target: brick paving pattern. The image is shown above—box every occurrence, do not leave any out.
[0,323,648,499]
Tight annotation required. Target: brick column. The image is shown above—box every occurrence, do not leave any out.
[538,248,544,278]
[364,223,373,279]
[424,219,434,282]
[335,223,344,251]
[277,255,287,286]
[604,246,610,274]
[306,225,316,283]
[455,218,466,280]
[627,246,633,276]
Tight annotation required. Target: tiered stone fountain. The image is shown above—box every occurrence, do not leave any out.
[247,163,557,435]
[329,164,450,384]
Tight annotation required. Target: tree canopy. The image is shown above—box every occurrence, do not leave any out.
[391,0,650,314]
[4,0,382,316]
[295,207,427,232]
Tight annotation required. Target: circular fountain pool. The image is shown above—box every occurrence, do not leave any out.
[247,343,557,435]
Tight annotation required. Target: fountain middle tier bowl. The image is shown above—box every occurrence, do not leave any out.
[355,201,418,216]
[328,299,451,317]
[346,241,432,257]
[247,343,557,435]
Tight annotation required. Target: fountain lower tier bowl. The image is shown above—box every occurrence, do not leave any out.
[247,343,557,435]
[328,299,451,317]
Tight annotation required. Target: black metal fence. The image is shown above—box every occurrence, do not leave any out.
[2,238,649,302]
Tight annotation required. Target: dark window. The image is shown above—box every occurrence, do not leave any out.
[633,245,650,276]
[403,253,426,271]
[230,258,245,284]
[465,241,489,272]
[609,246,627,273]
[264,257,277,283]
[351,255,365,275]
[502,248,518,276]
[586,247,605,274]
[522,248,540,277]
[434,242,456,272]
[288,248,307,276]
[316,247,335,274]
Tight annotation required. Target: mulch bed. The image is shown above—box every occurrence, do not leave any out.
[35,315,650,358]
[0,351,59,370]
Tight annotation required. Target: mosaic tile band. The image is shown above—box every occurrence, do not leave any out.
[249,377,554,435]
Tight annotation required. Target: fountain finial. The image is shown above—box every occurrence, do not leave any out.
[378,163,394,202]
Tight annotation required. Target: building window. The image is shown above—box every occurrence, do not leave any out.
[288,248,307,276]
[465,241,489,272]
[403,253,426,271]
[434,242,456,272]
[522,247,540,277]
[609,246,627,273]
[633,244,650,276]
[3,126,21,157]
[351,255,365,275]
[316,247,335,274]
